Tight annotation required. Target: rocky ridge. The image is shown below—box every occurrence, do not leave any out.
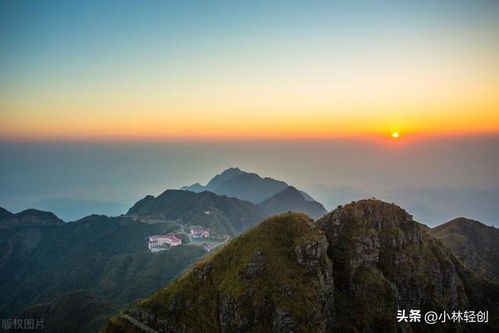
[104,200,499,332]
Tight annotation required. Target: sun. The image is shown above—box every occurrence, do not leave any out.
[391,132,400,139]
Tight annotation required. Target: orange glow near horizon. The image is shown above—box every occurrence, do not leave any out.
[2,1,499,143]
[1,102,499,142]
[2,46,499,142]
[1,113,498,143]
[2,68,498,142]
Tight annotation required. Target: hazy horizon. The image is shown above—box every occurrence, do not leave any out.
[2,2,499,331]
[1,1,498,225]
[1,134,497,226]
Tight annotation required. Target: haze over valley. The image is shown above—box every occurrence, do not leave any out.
[1,136,497,226]
[1,1,498,332]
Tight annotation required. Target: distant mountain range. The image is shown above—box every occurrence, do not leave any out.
[309,185,499,227]
[127,190,269,236]
[1,169,499,332]
[183,167,293,202]
[33,198,130,222]
[0,214,205,320]
[181,167,327,219]
[259,186,327,220]
[0,207,63,228]
[0,168,327,322]
[104,200,499,332]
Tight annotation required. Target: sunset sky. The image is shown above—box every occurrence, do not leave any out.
[0,1,498,226]
[1,0,498,140]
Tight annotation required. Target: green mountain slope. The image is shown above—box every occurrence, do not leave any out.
[0,215,205,318]
[127,190,270,236]
[21,291,118,333]
[104,213,333,332]
[104,200,499,332]
[0,207,64,228]
[318,200,498,332]
[429,217,499,282]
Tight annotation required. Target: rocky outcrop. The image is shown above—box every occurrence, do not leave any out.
[318,200,486,331]
[104,201,499,332]
[104,213,334,332]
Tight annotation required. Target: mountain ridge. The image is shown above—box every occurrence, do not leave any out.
[0,215,206,318]
[430,217,499,282]
[258,186,327,220]
[0,207,64,228]
[181,168,326,216]
[205,167,244,190]
[21,290,117,333]
[126,189,270,236]
[104,199,499,332]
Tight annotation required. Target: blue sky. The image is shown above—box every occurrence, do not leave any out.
[1,1,498,140]
[0,1,497,224]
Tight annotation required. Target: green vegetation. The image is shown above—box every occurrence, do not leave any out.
[430,217,499,282]
[319,199,499,332]
[104,213,333,332]
[0,207,64,228]
[0,216,205,318]
[105,199,499,333]
[4,198,499,332]
[127,189,270,236]
[21,291,118,333]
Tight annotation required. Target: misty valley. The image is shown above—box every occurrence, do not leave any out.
[1,168,498,332]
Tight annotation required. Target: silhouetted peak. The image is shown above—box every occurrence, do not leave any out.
[271,186,304,199]
[205,167,245,189]
[0,207,13,218]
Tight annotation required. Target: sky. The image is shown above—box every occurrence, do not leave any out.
[1,0,498,140]
[0,1,497,225]
[0,136,498,225]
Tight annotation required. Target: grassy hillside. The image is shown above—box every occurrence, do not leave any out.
[21,291,118,333]
[104,213,333,332]
[0,207,64,228]
[318,200,499,332]
[104,201,499,333]
[0,215,205,318]
[127,190,270,236]
[430,217,499,282]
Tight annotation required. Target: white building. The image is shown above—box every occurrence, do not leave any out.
[189,228,210,239]
[148,233,182,252]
